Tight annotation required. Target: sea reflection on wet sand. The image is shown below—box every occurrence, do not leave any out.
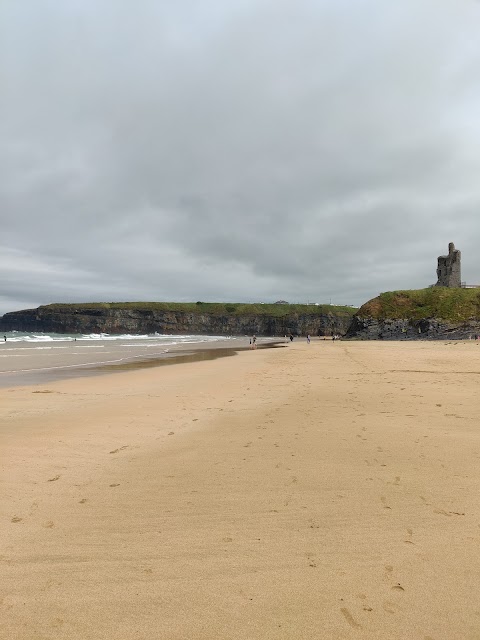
[0,341,284,388]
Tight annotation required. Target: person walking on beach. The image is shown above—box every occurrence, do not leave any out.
[307,334,311,344]
[252,335,257,349]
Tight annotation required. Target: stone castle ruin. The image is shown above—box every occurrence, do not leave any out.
[435,242,461,288]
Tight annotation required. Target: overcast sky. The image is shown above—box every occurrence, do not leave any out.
[1,0,480,315]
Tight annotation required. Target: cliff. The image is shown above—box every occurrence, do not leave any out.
[0,302,356,337]
[346,288,480,340]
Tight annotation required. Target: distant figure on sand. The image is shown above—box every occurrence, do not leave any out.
[3,335,6,342]
[252,335,257,349]
[289,334,294,342]
[307,334,311,344]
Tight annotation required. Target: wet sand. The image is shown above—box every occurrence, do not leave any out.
[1,339,480,639]
[0,336,277,388]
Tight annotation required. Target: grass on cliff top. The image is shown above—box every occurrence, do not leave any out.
[358,288,480,322]
[39,301,357,317]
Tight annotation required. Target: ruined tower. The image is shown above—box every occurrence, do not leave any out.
[435,242,461,288]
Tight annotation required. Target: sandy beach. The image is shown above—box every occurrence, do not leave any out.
[2,339,480,639]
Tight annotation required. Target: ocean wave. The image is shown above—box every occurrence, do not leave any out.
[1,332,231,344]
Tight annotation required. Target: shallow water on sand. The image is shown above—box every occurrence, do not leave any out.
[0,334,280,388]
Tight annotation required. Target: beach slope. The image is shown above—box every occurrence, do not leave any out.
[1,341,480,639]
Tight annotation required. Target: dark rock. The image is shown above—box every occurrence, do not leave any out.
[346,315,480,340]
[0,305,353,337]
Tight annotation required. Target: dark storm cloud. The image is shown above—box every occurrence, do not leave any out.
[1,0,480,314]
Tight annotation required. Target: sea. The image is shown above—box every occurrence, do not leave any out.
[0,331,245,388]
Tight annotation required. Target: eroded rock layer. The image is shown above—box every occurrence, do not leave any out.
[0,303,355,337]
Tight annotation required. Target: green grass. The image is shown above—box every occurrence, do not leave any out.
[358,288,480,322]
[39,301,357,318]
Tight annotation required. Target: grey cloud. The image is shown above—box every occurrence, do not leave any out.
[1,0,480,315]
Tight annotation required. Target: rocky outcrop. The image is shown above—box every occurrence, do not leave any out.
[0,304,354,337]
[346,315,480,340]
[346,287,480,340]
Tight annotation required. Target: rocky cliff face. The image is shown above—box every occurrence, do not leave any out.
[0,305,353,337]
[6,294,480,340]
[346,315,480,340]
[346,286,480,340]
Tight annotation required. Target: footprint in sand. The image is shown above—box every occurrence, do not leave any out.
[404,528,415,544]
[383,601,397,614]
[79,498,87,504]
[340,608,361,629]
[109,445,129,454]
[47,475,60,482]
[393,476,400,485]
[305,552,317,567]
[381,496,391,510]
[11,516,23,523]
[43,521,54,529]
[109,483,120,487]
[434,509,465,517]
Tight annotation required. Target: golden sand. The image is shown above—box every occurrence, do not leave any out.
[1,340,480,639]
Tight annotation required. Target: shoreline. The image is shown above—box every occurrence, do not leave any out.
[0,335,284,389]
[2,340,480,638]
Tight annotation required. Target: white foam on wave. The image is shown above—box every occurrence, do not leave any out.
[2,332,231,344]
[34,346,69,350]
[0,346,68,352]
[76,344,105,348]
[0,354,29,358]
